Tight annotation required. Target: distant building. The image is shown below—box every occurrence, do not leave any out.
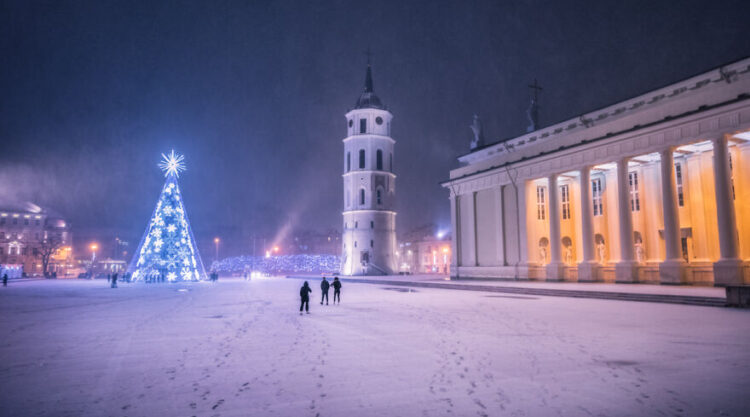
[398,224,451,275]
[0,202,73,276]
[443,57,750,285]
[285,229,341,255]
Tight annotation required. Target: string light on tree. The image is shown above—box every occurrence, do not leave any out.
[128,150,207,282]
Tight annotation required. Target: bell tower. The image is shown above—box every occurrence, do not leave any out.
[341,59,397,275]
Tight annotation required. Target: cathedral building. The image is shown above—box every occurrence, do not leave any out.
[341,62,398,275]
[443,57,750,285]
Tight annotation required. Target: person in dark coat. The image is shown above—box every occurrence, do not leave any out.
[2,273,7,287]
[320,277,330,305]
[332,277,342,304]
[111,272,118,288]
[300,281,312,315]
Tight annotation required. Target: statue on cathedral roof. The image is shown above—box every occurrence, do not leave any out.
[469,114,485,150]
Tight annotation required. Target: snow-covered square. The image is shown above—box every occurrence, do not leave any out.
[1,278,749,417]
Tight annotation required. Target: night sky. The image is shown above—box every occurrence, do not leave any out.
[2,0,749,257]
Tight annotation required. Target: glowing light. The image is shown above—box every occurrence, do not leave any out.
[158,150,186,178]
[273,246,280,253]
[214,237,220,244]
[90,243,98,251]
[442,247,449,254]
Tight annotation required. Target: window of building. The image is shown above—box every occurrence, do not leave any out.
[376,150,383,170]
[370,220,374,229]
[359,149,365,169]
[355,221,358,228]
[35,219,40,226]
[389,153,393,172]
[376,189,382,205]
[560,185,570,220]
[9,247,16,255]
[675,162,684,207]
[0,218,5,225]
[370,240,374,248]
[360,189,365,205]
[346,190,350,208]
[0,247,3,255]
[33,248,39,256]
[360,119,366,134]
[629,172,640,212]
[354,241,358,248]
[346,152,351,172]
[592,178,603,216]
[12,218,18,225]
[536,186,546,220]
[22,247,28,255]
[24,218,29,225]
[376,116,383,125]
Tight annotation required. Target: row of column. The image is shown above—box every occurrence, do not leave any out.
[544,134,743,285]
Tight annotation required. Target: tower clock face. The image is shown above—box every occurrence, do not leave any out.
[376,116,383,125]
[348,119,353,127]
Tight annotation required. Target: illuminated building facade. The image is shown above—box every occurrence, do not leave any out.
[444,57,750,285]
[0,202,72,276]
[341,61,398,275]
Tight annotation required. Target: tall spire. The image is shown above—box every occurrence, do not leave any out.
[354,48,384,110]
[364,48,374,93]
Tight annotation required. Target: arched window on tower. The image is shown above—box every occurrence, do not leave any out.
[376,188,382,205]
[346,152,351,172]
[360,189,365,205]
[359,149,365,169]
[376,150,383,170]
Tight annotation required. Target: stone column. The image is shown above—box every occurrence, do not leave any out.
[449,194,460,273]
[467,191,478,267]
[615,157,639,283]
[712,135,744,285]
[516,181,529,278]
[658,147,687,284]
[546,174,565,281]
[495,186,506,266]
[577,166,600,282]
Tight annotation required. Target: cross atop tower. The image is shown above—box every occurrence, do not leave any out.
[528,78,543,102]
[526,79,542,133]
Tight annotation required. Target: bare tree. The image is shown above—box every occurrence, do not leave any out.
[38,234,64,277]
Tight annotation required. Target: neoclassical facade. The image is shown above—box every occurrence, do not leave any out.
[443,58,750,285]
[341,62,398,275]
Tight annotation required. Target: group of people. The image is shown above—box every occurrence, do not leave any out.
[299,276,341,315]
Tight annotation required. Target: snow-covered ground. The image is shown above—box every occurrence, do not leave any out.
[1,278,749,417]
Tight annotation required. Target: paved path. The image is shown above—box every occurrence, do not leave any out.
[289,274,727,307]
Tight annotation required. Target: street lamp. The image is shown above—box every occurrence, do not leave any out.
[214,237,220,263]
[90,243,98,277]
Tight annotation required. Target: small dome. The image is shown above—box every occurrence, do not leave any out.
[355,91,384,110]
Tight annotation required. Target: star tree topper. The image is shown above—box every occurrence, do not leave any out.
[158,150,186,177]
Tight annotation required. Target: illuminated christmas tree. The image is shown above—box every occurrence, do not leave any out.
[129,150,207,282]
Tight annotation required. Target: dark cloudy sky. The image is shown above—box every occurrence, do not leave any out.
[1,0,749,257]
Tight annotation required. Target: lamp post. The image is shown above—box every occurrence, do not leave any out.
[214,237,220,264]
[90,243,98,277]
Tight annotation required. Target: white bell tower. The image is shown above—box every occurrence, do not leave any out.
[341,60,397,275]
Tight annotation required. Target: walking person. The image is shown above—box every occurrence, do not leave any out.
[332,277,342,304]
[320,277,330,305]
[111,272,118,288]
[299,281,312,315]
[2,273,8,287]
